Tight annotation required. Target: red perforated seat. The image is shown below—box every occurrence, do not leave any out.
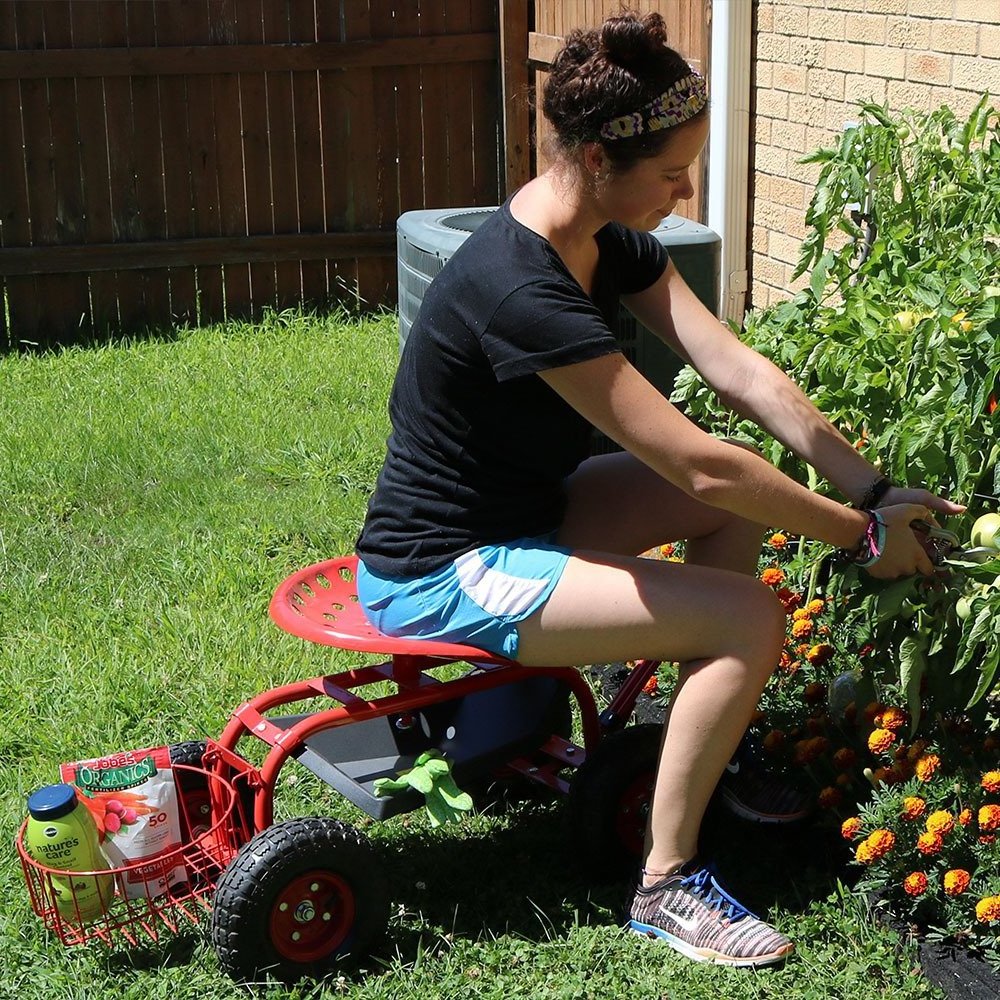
[268,555,514,664]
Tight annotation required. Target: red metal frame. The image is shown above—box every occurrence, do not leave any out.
[213,555,661,834]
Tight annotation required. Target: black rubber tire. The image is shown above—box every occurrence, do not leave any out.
[211,816,389,985]
[169,740,212,842]
[566,723,662,881]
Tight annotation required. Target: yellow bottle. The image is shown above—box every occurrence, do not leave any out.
[25,784,114,923]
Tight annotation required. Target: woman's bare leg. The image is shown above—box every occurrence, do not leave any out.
[516,451,784,883]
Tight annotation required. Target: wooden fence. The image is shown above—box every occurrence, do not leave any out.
[0,1,502,350]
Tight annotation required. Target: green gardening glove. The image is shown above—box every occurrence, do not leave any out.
[373,750,473,827]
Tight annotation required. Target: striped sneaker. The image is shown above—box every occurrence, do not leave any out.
[627,864,794,967]
[718,738,812,824]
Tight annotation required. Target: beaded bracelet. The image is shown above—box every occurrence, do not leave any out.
[849,509,888,568]
[857,475,892,510]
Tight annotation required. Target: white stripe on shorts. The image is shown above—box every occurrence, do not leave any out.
[453,548,550,618]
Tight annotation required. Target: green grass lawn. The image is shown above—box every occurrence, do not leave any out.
[0,311,945,999]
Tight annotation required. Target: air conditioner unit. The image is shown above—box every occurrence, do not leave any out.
[397,207,721,452]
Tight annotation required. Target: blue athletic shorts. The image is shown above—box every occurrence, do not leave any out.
[356,536,572,659]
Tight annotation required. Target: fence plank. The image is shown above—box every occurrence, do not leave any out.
[262,1,302,310]
[211,0,252,320]
[0,9,32,347]
[235,0,276,316]
[152,0,198,326]
[470,1,500,206]
[441,3,475,215]
[288,0,327,306]
[342,2,386,310]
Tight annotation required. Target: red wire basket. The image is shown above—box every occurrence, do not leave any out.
[16,763,244,948]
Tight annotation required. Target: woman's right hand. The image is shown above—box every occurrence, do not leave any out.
[863,502,936,579]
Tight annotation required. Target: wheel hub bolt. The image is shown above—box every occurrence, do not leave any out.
[295,901,316,923]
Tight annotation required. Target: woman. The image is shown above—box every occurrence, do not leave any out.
[356,11,963,967]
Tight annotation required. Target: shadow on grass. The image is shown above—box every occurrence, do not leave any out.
[375,793,854,963]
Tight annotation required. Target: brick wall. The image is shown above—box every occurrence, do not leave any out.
[750,0,1000,309]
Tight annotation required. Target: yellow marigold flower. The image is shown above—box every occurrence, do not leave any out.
[926,810,955,836]
[866,829,896,860]
[791,618,814,639]
[768,532,788,549]
[979,804,1000,832]
[901,797,927,821]
[915,753,941,781]
[841,817,862,840]
[943,869,971,896]
[903,872,928,896]
[868,728,896,754]
[917,831,944,856]
[761,566,785,587]
[959,808,974,826]
[806,599,826,616]
[855,840,877,864]
[879,707,907,732]
[791,607,811,621]
[806,643,835,666]
[976,896,1000,923]
[982,771,1000,793]
[818,786,842,809]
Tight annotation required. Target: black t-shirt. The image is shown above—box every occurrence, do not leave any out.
[356,198,668,576]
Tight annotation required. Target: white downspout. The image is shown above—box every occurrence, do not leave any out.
[707,0,753,325]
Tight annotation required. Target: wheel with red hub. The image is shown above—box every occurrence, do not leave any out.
[211,817,389,984]
[566,724,661,881]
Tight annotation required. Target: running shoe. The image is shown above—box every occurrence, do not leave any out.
[718,736,812,824]
[627,863,794,967]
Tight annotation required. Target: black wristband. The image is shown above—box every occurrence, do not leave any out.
[857,476,892,510]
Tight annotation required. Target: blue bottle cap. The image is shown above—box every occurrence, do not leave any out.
[27,783,79,821]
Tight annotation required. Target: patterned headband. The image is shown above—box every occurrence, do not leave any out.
[599,72,708,141]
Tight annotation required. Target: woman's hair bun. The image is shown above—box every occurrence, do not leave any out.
[599,12,669,69]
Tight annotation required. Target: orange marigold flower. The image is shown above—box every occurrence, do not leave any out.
[841,817,862,840]
[979,804,1000,832]
[959,809,974,826]
[868,728,896,754]
[915,753,941,781]
[659,543,676,558]
[879,707,907,732]
[806,643,835,666]
[866,829,896,859]
[642,675,659,696]
[768,532,788,549]
[818,786,842,809]
[864,702,887,725]
[762,729,786,752]
[917,831,944,856]
[903,872,929,896]
[833,747,857,771]
[977,896,1000,923]
[776,587,801,611]
[855,840,877,864]
[791,607,811,621]
[761,567,785,587]
[926,810,955,836]
[982,771,1000,793]
[901,797,927,821]
[806,599,826,616]
[981,835,997,845]
[795,643,812,657]
[907,739,929,762]
[818,624,831,635]
[791,618,814,639]
[803,681,826,704]
[943,869,972,896]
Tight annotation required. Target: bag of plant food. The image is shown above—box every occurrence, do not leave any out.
[60,745,185,899]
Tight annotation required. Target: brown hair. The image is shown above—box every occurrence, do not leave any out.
[541,11,702,170]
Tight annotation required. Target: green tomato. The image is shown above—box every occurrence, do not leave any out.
[956,596,973,620]
[895,124,911,141]
[942,182,960,196]
[971,513,1000,550]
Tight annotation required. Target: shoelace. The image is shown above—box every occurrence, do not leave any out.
[680,866,758,923]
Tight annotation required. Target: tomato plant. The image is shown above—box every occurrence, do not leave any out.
[673,97,1000,712]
